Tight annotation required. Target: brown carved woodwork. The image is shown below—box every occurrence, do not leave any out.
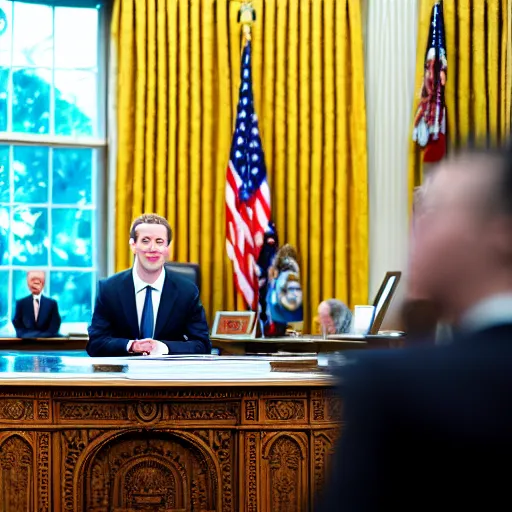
[0,435,33,511]
[261,433,308,512]
[0,386,340,511]
[84,432,217,512]
[313,429,340,497]
[265,400,305,422]
[0,400,34,421]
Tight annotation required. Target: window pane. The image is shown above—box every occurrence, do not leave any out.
[0,269,9,331]
[13,145,49,203]
[55,70,96,136]
[50,271,92,323]
[0,2,11,66]
[55,7,98,69]
[0,206,9,265]
[53,148,93,205]
[12,1,53,68]
[0,67,8,131]
[12,269,29,301]
[51,208,93,267]
[12,206,48,266]
[0,145,9,202]
[12,68,51,134]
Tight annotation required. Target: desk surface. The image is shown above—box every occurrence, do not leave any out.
[0,353,334,387]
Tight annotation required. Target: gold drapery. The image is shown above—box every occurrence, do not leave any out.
[409,0,512,197]
[111,0,368,329]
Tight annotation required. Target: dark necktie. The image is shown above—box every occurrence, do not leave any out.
[140,286,154,339]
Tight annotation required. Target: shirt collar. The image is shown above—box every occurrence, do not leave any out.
[459,293,512,333]
[32,293,42,301]
[132,260,165,294]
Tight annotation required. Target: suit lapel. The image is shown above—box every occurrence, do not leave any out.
[154,269,177,339]
[118,271,140,338]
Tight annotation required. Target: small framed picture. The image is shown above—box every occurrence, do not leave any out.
[211,311,256,338]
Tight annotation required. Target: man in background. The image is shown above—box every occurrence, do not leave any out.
[12,270,61,338]
[319,146,512,510]
[317,299,352,335]
[87,213,210,357]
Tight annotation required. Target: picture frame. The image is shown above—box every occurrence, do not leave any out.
[370,271,402,335]
[211,311,257,338]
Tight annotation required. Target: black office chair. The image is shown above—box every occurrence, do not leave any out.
[165,262,201,292]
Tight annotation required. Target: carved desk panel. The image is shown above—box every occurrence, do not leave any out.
[0,355,341,512]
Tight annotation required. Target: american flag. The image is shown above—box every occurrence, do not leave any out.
[412,0,447,163]
[226,40,271,311]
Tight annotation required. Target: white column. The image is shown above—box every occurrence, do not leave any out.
[364,0,420,300]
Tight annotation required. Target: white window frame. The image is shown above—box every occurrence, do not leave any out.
[0,0,109,335]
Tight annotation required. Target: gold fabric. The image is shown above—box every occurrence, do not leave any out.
[111,0,368,329]
[409,0,512,199]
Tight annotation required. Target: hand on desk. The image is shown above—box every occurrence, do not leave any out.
[129,339,169,355]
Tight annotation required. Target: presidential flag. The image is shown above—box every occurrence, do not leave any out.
[412,1,447,163]
[225,40,271,311]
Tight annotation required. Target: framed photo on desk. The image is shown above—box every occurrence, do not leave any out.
[211,311,256,338]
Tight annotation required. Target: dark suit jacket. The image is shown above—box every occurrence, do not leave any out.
[318,323,512,511]
[87,267,211,357]
[12,295,61,338]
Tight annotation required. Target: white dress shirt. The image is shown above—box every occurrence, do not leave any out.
[126,263,169,355]
[459,293,512,334]
[33,293,41,321]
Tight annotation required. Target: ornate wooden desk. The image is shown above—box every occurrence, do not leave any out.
[0,354,340,512]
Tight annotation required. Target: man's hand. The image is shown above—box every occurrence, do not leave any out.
[130,339,158,355]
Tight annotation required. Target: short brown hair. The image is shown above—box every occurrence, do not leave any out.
[129,214,173,244]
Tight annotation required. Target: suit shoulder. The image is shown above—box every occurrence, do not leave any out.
[99,269,132,287]
[16,295,31,305]
[336,346,440,388]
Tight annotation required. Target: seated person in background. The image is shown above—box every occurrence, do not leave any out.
[317,299,352,335]
[12,270,61,338]
[87,213,211,357]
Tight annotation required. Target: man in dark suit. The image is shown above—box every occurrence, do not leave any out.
[87,213,210,357]
[319,147,512,511]
[12,270,61,338]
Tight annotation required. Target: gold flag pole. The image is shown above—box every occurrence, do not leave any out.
[239,2,255,43]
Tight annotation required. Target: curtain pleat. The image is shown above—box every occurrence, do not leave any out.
[112,0,368,330]
[409,0,512,197]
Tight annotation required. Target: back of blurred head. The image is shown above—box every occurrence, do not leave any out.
[409,144,512,324]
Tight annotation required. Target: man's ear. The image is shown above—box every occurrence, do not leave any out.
[129,238,136,255]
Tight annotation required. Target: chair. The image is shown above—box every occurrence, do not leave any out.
[165,262,201,291]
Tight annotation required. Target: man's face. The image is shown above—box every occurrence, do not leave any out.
[130,223,170,273]
[318,302,335,334]
[409,162,494,312]
[280,280,302,311]
[27,272,45,295]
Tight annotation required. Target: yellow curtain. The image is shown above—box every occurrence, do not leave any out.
[111,0,368,330]
[409,0,512,199]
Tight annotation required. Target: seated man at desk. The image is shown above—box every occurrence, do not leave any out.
[318,299,352,335]
[12,270,61,338]
[87,213,211,357]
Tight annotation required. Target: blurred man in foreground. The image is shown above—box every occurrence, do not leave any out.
[87,214,210,357]
[319,147,512,510]
[12,270,61,338]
